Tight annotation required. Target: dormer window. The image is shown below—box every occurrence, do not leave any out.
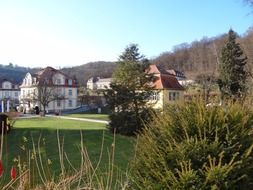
[56,79,61,85]
[45,78,49,84]
[4,84,10,89]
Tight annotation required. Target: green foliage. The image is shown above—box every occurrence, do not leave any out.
[131,101,253,189]
[218,29,248,100]
[0,64,31,83]
[108,108,154,136]
[104,44,156,136]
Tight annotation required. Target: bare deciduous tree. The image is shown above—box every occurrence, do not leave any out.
[21,80,65,116]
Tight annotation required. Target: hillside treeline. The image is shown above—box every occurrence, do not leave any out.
[0,63,33,84]
[152,27,253,79]
[61,61,116,85]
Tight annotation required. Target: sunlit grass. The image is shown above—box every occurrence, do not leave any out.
[64,113,109,121]
[15,117,107,130]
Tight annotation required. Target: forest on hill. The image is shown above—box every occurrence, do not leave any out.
[0,63,33,84]
[61,61,116,85]
[152,27,253,80]
[1,28,252,86]
[152,35,226,79]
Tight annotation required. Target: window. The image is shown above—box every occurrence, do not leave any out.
[56,88,61,95]
[68,89,72,96]
[57,100,61,107]
[68,100,72,107]
[169,92,173,101]
[4,91,9,97]
[176,92,180,100]
[4,84,10,89]
[15,92,18,97]
[45,78,49,84]
[56,79,61,85]
[150,91,160,101]
[169,92,180,101]
[68,79,72,85]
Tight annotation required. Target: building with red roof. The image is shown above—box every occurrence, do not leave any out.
[148,65,184,109]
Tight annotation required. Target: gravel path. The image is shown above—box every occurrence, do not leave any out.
[47,115,109,124]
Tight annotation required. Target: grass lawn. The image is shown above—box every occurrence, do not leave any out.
[0,117,135,186]
[15,117,107,129]
[64,113,109,121]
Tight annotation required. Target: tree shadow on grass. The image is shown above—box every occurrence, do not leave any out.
[1,128,135,185]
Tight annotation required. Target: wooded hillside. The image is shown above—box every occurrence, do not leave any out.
[0,63,33,84]
[61,61,116,85]
[152,28,253,80]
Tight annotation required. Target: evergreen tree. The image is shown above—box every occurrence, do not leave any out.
[104,44,155,136]
[218,29,248,100]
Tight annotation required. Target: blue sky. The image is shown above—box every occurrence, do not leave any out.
[0,0,252,68]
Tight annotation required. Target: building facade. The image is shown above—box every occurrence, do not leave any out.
[87,77,112,90]
[19,67,78,113]
[148,65,185,109]
[0,79,20,112]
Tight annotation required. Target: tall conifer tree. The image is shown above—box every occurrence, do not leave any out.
[104,44,155,136]
[218,29,248,100]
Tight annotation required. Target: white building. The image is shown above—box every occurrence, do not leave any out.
[0,78,20,111]
[87,77,112,90]
[20,67,78,113]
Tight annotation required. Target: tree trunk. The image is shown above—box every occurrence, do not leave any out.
[40,105,46,117]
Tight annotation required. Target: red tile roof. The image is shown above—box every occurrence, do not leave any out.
[149,64,173,75]
[149,65,184,90]
[153,74,184,90]
[35,66,77,86]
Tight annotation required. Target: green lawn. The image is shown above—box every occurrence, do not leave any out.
[0,117,135,187]
[64,113,109,121]
[15,117,107,129]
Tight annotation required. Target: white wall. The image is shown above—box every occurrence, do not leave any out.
[0,81,20,100]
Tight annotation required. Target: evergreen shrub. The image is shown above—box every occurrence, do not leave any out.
[131,101,253,189]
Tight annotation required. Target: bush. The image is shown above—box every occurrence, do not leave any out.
[108,108,154,136]
[0,113,14,134]
[131,101,253,189]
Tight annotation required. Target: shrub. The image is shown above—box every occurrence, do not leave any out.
[131,101,253,189]
[108,108,154,136]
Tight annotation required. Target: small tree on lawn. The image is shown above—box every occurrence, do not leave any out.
[104,44,156,136]
[217,29,248,101]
